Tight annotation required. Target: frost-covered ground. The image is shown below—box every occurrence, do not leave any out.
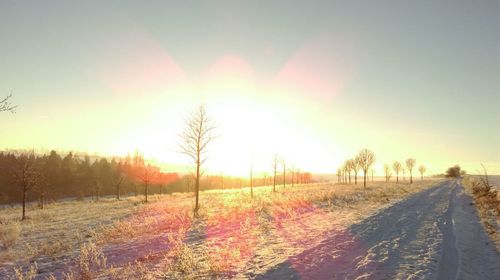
[252,180,500,279]
[2,180,499,279]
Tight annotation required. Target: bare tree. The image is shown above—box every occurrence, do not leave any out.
[346,160,354,184]
[250,162,254,199]
[418,165,426,180]
[112,169,125,200]
[289,166,295,188]
[0,93,17,113]
[383,164,392,182]
[402,167,406,181]
[393,161,402,183]
[406,158,416,184]
[10,152,38,220]
[282,159,286,188]
[34,173,49,209]
[342,162,348,184]
[353,157,361,184]
[271,154,279,192]
[336,168,342,183]
[180,105,215,213]
[357,148,375,188]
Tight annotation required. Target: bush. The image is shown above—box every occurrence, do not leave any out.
[446,165,463,178]
[0,221,21,248]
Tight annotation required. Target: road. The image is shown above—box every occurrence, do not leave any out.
[257,180,500,279]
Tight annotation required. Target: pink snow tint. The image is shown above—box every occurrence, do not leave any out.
[205,207,259,276]
[272,201,377,279]
[102,201,192,267]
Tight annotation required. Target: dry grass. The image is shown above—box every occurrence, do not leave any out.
[0,221,21,248]
[0,180,439,279]
[463,175,500,251]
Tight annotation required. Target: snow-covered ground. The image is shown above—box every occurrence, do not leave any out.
[3,180,498,279]
[251,180,500,279]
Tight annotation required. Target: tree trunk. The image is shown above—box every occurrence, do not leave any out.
[363,171,367,189]
[354,173,357,184]
[273,170,276,192]
[22,188,26,220]
[348,172,351,184]
[396,174,399,183]
[116,184,120,200]
[410,172,413,184]
[250,167,253,199]
[283,165,286,188]
[40,191,45,210]
[250,179,253,199]
[195,159,200,212]
[145,181,149,203]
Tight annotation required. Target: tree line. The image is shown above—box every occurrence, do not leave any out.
[0,150,180,219]
[336,148,376,188]
[337,150,428,186]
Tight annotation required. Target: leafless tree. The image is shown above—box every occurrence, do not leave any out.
[10,152,38,220]
[357,148,375,188]
[282,159,286,188]
[138,164,157,202]
[342,162,348,184]
[418,165,426,180]
[271,154,279,192]
[393,161,402,183]
[346,160,354,184]
[406,158,416,184]
[112,170,125,200]
[0,93,17,113]
[34,173,49,209]
[250,162,254,199]
[336,168,342,183]
[353,157,361,184]
[180,105,215,213]
[383,164,392,182]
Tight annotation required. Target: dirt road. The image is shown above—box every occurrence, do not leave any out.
[256,180,500,279]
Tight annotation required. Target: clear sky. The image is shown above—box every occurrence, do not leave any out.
[0,0,499,176]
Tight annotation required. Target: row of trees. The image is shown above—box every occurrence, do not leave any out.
[383,159,426,183]
[337,152,429,186]
[336,148,376,188]
[0,150,179,219]
[268,154,312,193]
[179,105,315,213]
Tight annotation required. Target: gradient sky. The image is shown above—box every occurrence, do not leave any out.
[0,0,499,176]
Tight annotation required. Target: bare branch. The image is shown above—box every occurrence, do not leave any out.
[0,93,18,113]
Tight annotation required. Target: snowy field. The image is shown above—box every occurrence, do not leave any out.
[1,180,499,279]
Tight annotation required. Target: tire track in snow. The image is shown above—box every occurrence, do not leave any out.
[437,181,458,279]
[256,180,500,279]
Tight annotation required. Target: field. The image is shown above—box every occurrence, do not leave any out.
[0,180,440,279]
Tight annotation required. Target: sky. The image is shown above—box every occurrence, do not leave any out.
[0,0,499,176]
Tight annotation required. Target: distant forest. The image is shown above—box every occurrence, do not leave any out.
[0,150,313,205]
